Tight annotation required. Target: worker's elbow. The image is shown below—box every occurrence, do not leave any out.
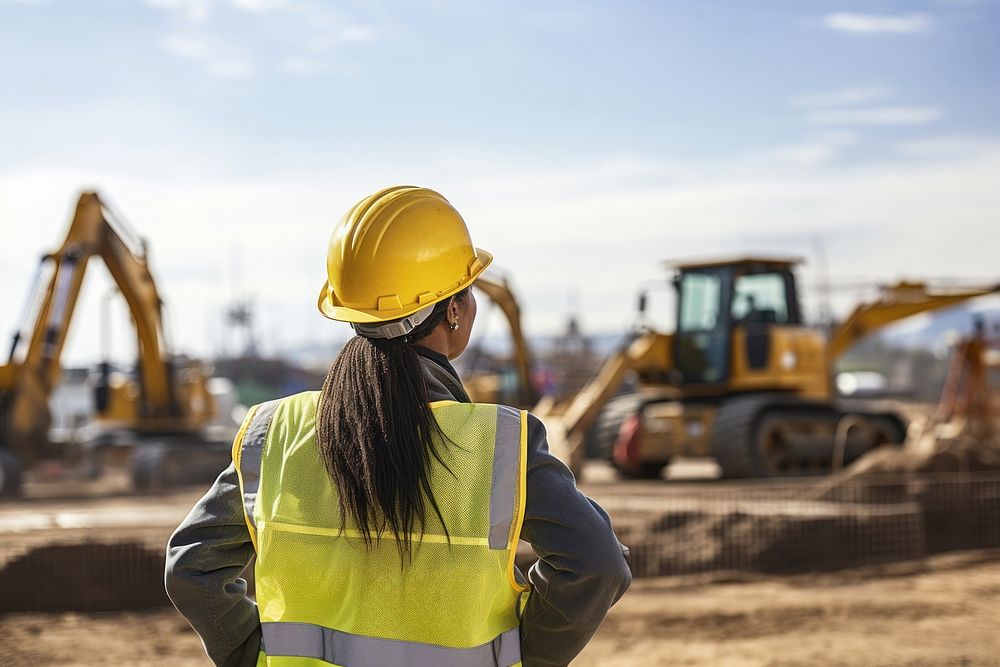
[163,558,184,606]
[577,540,632,602]
[609,542,632,599]
[163,546,197,609]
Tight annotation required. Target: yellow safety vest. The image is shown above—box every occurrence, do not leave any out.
[233,392,529,667]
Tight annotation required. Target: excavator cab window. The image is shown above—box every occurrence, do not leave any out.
[675,267,732,384]
[674,264,801,383]
[730,269,799,370]
[732,273,788,324]
[731,269,801,326]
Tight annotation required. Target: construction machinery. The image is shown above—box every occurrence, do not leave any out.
[0,192,225,497]
[907,316,999,453]
[538,257,999,479]
[463,275,538,408]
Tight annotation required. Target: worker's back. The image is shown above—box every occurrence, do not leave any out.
[238,391,527,666]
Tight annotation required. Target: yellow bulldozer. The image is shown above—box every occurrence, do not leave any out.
[539,257,999,479]
[0,192,226,496]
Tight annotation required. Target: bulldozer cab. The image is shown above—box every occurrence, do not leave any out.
[672,257,802,385]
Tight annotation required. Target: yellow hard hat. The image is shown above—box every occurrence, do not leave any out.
[318,186,493,330]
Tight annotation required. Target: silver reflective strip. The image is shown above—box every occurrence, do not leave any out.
[489,405,522,550]
[261,622,521,667]
[240,399,280,530]
[351,303,436,340]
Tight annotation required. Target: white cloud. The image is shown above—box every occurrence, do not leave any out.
[339,25,376,43]
[161,34,211,60]
[160,33,252,77]
[228,0,288,11]
[145,0,214,23]
[148,0,374,79]
[897,135,993,158]
[793,86,891,110]
[303,24,378,54]
[806,106,943,126]
[770,131,858,166]
[824,12,934,34]
[208,59,253,78]
[282,56,327,74]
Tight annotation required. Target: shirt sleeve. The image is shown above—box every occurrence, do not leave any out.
[518,413,632,667]
[164,461,262,667]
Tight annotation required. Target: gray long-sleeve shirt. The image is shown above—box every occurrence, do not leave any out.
[165,350,631,666]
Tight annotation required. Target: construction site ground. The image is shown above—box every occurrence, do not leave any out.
[2,462,999,665]
[2,549,998,666]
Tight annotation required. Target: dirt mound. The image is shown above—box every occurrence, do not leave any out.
[843,417,1000,477]
[622,500,925,577]
[0,542,169,613]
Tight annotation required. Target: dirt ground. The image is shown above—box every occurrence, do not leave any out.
[1,550,998,667]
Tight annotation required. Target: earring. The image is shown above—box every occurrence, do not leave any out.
[449,320,459,331]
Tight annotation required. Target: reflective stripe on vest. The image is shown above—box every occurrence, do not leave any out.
[489,405,521,549]
[260,622,521,667]
[237,398,280,533]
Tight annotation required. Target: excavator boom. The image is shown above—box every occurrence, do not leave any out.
[472,276,538,408]
[828,281,1000,362]
[0,192,212,484]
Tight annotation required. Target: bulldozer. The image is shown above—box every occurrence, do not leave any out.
[0,192,228,497]
[537,256,999,479]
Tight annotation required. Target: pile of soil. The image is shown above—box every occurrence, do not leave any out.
[618,500,925,577]
[0,542,169,612]
[844,417,1000,477]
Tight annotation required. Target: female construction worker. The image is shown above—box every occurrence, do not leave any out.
[165,186,631,667]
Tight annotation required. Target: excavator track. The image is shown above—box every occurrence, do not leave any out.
[710,395,905,478]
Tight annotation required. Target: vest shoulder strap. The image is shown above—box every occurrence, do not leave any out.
[233,398,282,546]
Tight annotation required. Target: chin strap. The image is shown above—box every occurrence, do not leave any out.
[351,303,437,340]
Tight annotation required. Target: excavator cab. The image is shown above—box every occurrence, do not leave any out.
[672,258,802,386]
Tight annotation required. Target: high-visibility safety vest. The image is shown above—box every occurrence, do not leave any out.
[233,391,529,667]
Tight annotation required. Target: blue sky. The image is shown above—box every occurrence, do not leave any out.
[1,0,999,365]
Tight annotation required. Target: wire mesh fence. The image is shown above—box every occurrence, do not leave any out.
[1,472,1000,613]
[0,529,170,613]
[605,472,1000,578]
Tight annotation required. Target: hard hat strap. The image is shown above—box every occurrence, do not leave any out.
[351,303,438,340]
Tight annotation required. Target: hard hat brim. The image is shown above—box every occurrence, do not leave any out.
[318,247,494,324]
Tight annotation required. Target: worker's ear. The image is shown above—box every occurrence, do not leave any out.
[447,297,460,323]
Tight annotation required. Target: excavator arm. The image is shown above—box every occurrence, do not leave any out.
[827,281,1000,362]
[1,192,177,465]
[534,331,672,474]
[472,276,537,408]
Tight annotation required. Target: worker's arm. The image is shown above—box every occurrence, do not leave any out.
[164,463,262,667]
[519,414,632,667]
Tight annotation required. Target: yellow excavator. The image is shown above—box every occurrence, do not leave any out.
[538,257,999,478]
[464,275,538,408]
[0,192,223,496]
